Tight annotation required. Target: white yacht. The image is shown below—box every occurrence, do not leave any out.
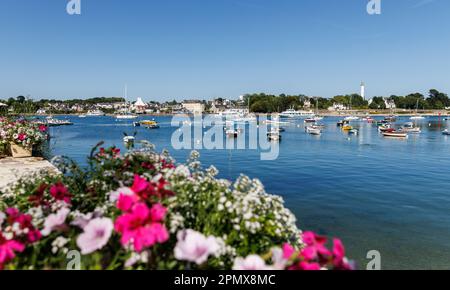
[279,109,314,118]
[344,116,360,121]
[86,110,105,116]
[116,114,138,120]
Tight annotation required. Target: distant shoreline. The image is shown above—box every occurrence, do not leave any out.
[11,110,449,118]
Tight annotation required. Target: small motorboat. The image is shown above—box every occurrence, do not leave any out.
[306,126,321,135]
[78,114,87,118]
[267,131,282,141]
[337,120,349,127]
[379,127,395,133]
[46,116,74,127]
[410,115,425,120]
[382,131,408,138]
[384,116,397,122]
[364,117,375,123]
[226,129,239,138]
[348,129,358,135]
[442,129,450,136]
[133,121,141,127]
[376,120,390,126]
[304,118,316,124]
[344,116,360,121]
[123,136,135,143]
[400,122,421,133]
[342,125,353,131]
[140,120,160,129]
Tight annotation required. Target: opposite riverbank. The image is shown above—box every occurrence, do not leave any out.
[8,109,450,118]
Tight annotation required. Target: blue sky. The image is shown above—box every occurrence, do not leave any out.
[0,0,449,101]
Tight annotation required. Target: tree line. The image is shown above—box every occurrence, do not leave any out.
[244,89,449,113]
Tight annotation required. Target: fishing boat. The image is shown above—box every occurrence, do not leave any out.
[306,126,321,135]
[443,129,450,136]
[382,131,408,138]
[400,122,421,133]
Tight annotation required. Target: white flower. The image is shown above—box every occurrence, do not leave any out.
[0,211,5,227]
[76,218,113,255]
[107,187,134,203]
[174,165,190,177]
[174,229,220,265]
[270,247,288,270]
[232,255,272,270]
[41,207,70,236]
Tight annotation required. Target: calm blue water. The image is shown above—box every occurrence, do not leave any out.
[47,115,450,269]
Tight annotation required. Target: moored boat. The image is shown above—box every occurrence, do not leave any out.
[306,126,321,135]
[400,122,421,133]
[382,131,408,138]
[337,120,349,127]
[342,125,353,131]
[267,131,282,141]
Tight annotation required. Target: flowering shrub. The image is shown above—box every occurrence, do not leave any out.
[0,143,354,270]
[0,117,48,149]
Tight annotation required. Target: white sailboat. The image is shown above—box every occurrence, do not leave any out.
[116,85,137,120]
[410,99,425,120]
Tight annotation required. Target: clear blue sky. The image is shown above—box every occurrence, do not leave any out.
[0,0,449,101]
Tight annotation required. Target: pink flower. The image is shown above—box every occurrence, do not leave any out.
[41,207,70,236]
[282,243,295,260]
[130,175,150,195]
[174,230,220,265]
[17,133,26,141]
[332,238,354,270]
[298,261,321,270]
[117,193,138,212]
[0,237,25,269]
[108,187,134,203]
[233,255,272,270]
[38,125,47,132]
[149,203,167,222]
[49,182,72,204]
[76,218,113,255]
[114,202,168,252]
[301,231,331,260]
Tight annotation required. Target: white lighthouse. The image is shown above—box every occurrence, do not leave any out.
[360,82,366,100]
